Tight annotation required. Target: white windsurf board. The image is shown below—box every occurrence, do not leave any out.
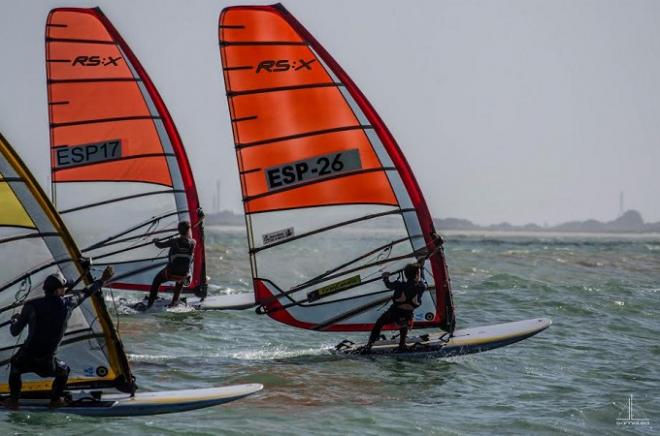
[1,383,263,417]
[334,318,551,358]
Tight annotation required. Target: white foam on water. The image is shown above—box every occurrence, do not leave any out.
[127,353,174,362]
[165,304,196,313]
[230,345,330,361]
[105,293,200,314]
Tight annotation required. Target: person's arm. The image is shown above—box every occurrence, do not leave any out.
[189,239,197,271]
[431,231,444,246]
[188,238,197,259]
[382,272,395,290]
[9,304,33,337]
[415,280,428,304]
[383,272,405,302]
[68,266,114,308]
[153,237,174,249]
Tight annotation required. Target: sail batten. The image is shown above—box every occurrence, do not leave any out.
[235,125,375,149]
[219,4,455,332]
[46,8,206,294]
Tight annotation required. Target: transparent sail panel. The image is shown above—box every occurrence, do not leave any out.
[0,131,132,394]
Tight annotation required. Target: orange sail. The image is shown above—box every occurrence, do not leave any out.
[46,8,206,295]
[219,4,455,332]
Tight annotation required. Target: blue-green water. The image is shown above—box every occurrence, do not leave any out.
[2,228,659,435]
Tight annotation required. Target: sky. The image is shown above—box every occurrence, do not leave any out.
[1,0,659,226]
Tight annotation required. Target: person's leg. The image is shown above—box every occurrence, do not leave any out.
[49,359,70,404]
[8,371,21,399]
[147,268,168,307]
[398,327,409,350]
[169,279,184,307]
[7,353,28,409]
[367,310,394,346]
[8,366,22,409]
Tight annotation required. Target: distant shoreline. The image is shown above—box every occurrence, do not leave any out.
[439,229,660,239]
[205,225,660,239]
[204,209,660,235]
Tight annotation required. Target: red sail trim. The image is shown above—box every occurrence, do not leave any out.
[50,8,206,294]
[93,7,206,294]
[254,280,438,332]
[272,4,454,330]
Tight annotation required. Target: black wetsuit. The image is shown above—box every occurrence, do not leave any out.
[9,279,103,401]
[147,236,196,305]
[368,276,427,344]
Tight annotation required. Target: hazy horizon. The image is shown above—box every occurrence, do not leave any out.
[1,0,658,226]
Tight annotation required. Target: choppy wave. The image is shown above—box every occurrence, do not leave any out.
[6,232,659,435]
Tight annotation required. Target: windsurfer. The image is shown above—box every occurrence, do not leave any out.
[5,266,115,410]
[363,263,426,352]
[143,221,196,310]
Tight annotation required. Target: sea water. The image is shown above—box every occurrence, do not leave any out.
[2,227,658,435]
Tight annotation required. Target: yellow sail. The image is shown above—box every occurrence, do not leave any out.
[0,131,134,395]
[0,181,34,229]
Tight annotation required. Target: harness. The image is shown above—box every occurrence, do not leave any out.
[392,281,423,312]
[167,237,194,276]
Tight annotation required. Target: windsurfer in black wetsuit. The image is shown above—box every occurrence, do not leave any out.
[143,221,196,310]
[5,266,114,410]
[363,263,426,353]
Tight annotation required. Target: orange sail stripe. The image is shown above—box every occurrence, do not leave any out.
[51,121,172,186]
[47,42,133,81]
[220,9,304,42]
[242,165,391,198]
[239,130,382,172]
[49,82,151,125]
[52,120,165,154]
[230,87,359,144]
[52,156,172,186]
[245,172,397,213]
[47,10,114,42]
[223,45,332,91]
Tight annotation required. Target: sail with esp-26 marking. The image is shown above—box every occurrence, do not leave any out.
[219,4,455,331]
[45,8,206,295]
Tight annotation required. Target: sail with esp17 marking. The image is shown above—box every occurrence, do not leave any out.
[45,7,206,296]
